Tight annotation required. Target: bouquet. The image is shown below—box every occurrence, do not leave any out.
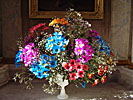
[14,9,116,94]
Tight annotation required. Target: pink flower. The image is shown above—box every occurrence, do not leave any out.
[69,73,77,80]
[64,63,73,72]
[82,64,88,71]
[69,59,76,67]
[75,63,82,71]
[62,62,67,67]
[78,70,85,78]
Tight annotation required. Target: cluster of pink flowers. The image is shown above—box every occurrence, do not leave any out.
[74,39,94,63]
[20,43,38,67]
[62,59,88,80]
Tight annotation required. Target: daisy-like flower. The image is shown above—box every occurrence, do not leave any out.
[69,59,76,67]
[24,55,32,67]
[62,62,67,67]
[75,41,85,48]
[82,64,88,71]
[50,60,57,68]
[45,42,53,50]
[78,70,85,78]
[64,63,73,71]
[74,47,84,55]
[41,54,49,62]
[81,55,89,63]
[69,73,77,80]
[75,63,82,71]
[52,45,60,54]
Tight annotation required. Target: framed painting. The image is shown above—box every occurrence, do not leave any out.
[29,0,104,19]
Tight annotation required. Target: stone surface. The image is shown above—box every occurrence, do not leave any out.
[117,66,133,89]
[110,0,131,60]
[0,82,133,100]
[0,64,10,86]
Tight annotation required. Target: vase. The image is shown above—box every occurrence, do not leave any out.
[55,74,69,100]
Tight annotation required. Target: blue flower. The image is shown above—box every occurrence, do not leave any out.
[82,82,86,88]
[45,42,53,50]
[52,45,60,54]
[36,71,44,79]
[15,51,22,68]
[41,54,49,62]
[60,46,65,52]
[47,36,54,43]
[50,60,57,68]
[43,71,49,78]
[30,64,39,73]
[51,56,55,60]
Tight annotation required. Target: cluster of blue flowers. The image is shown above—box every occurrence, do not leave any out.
[45,32,69,54]
[29,54,57,79]
[95,36,110,55]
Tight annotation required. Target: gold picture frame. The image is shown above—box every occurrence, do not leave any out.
[29,0,104,19]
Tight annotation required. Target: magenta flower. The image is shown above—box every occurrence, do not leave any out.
[24,55,32,67]
[76,58,81,63]
[81,55,89,63]
[74,47,84,55]
[22,43,38,67]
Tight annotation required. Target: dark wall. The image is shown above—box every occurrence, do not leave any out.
[0,0,2,57]
[22,0,111,43]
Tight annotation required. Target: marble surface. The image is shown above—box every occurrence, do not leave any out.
[110,0,131,60]
[0,82,133,100]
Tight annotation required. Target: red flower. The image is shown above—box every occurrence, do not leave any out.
[104,66,108,70]
[29,23,48,36]
[82,64,88,71]
[98,68,104,76]
[75,63,82,71]
[110,51,114,57]
[101,76,107,83]
[64,63,73,72]
[69,73,77,80]
[94,79,99,85]
[69,59,76,67]
[88,73,94,79]
[92,83,96,87]
[78,70,85,78]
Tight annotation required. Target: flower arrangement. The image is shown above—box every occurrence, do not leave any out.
[14,9,116,94]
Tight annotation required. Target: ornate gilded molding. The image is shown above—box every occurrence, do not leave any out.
[29,0,104,19]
